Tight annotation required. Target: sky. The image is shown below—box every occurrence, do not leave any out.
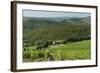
[23,10,90,18]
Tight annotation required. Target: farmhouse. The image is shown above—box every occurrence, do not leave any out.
[52,40,63,45]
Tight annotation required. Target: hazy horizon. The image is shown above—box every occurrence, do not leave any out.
[23,10,91,18]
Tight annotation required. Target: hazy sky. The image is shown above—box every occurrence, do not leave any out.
[23,10,90,18]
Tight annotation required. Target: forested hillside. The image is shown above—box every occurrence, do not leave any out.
[23,16,91,45]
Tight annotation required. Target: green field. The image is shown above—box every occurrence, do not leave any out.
[23,40,91,62]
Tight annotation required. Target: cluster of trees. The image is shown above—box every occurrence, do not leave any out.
[24,34,90,50]
[35,40,49,50]
[63,35,90,43]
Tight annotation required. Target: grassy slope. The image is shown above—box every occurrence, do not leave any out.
[23,40,91,62]
[49,40,91,60]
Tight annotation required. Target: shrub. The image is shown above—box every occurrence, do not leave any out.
[23,52,31,59]
[35,40,49,50]
[31,51,39,60]
[38,53,45,58]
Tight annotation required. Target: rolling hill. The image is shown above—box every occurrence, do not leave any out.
[23,16,91,44]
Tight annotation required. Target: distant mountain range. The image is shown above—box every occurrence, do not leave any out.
[23,16,91,32]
